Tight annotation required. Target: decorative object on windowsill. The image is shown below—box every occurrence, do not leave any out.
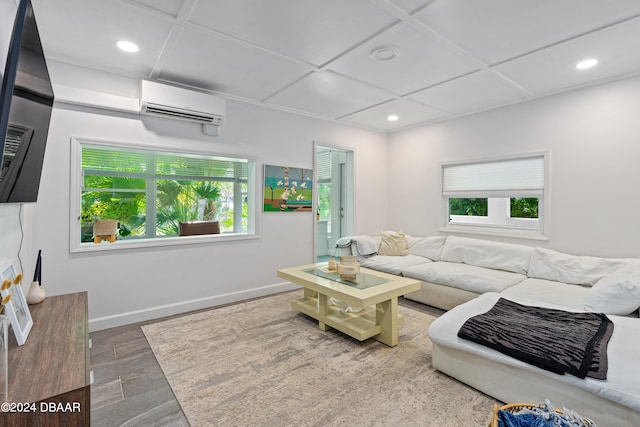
[93,219,118,243]
[337,255,360,280]
[0,258,33,346]
[26,249,45,305]
[327,257,337,271]
[179,220,220,236]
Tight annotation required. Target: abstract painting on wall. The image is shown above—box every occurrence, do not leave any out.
[263,165,313,212]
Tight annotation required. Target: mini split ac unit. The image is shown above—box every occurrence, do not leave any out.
[139,80,226,126]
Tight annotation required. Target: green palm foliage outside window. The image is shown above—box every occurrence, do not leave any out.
[449,198,488,216]
[450,198,538,218]
[510,197,539,218]
[80,145,250,242]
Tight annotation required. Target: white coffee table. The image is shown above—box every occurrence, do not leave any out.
[277,263,421,347]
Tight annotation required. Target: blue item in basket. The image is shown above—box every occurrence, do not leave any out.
[497,400,595,427]
[498,411,554,427]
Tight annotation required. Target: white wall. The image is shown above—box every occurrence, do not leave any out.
[7,65,388,330]
[389,75,640,258]
[0,203,34,284]
[8,64,640,329]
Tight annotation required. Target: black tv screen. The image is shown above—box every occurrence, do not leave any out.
[0,0,54,203]
[0,0,18,87]
[0,0,21,131]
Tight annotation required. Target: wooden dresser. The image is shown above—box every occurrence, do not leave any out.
[1,292,90,426]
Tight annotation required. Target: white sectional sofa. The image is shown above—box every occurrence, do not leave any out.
[335,233,640,426]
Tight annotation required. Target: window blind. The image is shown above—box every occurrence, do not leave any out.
[82,146,248,180]
[82,146,150,173]
[443,155,544,195]
[316,150,332,181]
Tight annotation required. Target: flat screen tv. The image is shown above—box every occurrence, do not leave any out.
[0,0,54,203]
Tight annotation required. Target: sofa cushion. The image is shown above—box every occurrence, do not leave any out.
[428,292,640,417]
[439,236,533,274]
[527,247,631,286]
[502,278,590,311]
[402,261,526,294]
[359,254,431,276]
[408,236,447,261]
[378,230,409,256]
[585,265,640,315]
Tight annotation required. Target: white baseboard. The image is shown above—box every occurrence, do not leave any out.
[89,282,298,331]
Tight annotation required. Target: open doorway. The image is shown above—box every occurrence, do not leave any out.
[314,143,354,262]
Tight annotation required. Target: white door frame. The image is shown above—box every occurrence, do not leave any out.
[313,142,355,260]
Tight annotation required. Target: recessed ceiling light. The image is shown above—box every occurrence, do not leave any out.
[576,58,598,70]
[370,47,399,62]
[117,40,139,53]
[387,114,399,122]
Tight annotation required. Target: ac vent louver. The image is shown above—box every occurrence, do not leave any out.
[139,80,226,125]
[141,104,223,125]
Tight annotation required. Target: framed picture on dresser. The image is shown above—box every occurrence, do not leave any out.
[0,258,32,346]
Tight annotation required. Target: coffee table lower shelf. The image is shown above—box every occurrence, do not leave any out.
[292,296,404,342]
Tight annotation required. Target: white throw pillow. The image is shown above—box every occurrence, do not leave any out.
[378,230,409,256]
[585,265,640,315]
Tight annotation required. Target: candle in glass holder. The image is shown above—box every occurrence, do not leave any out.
[338,255,360,279]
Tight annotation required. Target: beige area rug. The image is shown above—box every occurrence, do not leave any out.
[142,291,500,427]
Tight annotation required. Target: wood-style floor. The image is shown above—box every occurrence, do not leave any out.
[89,295,443,426]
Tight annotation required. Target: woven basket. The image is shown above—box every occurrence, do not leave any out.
[488,403,591,427]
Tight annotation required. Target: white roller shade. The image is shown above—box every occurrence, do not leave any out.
[443,155,544,196]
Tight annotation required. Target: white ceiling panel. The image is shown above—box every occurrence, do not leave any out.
[328,23,479,95]
[415,0,640,65]
[494,18,640,96]
[187,0,398,66]
[266,71,394,119]
[386,0,433,16]
[408,70,527,114]
[339,98,449,131]
[33,0,173,78]
[129,0,183,17]
[158,27,314,100]
[29,0,640,132]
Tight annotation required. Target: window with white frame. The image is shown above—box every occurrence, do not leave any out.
[441,154,547,237]
[70,138,256,251]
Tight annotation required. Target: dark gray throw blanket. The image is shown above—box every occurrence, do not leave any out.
[457,298,614,379]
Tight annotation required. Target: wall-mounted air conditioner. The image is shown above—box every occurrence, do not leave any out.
[139,80,226,126]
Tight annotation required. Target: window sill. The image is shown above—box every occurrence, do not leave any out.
[70,233,259,254]
[439,224,549,242]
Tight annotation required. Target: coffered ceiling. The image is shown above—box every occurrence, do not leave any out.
[31,0,640,132]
